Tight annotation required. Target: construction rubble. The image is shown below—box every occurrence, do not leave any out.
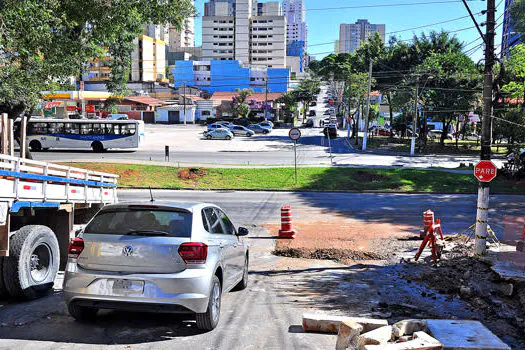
[302,314,511,350]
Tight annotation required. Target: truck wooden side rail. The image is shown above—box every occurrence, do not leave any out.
[0,154,118,300]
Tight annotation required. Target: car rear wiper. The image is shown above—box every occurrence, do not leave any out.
[125,230,171,236]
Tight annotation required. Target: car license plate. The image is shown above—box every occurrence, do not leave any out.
[112,279,144,294]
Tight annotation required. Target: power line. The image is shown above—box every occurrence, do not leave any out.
[492,115,525,129]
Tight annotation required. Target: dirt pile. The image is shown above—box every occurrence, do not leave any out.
[401,243,525,348]
[177,168,207,180]
[274,247,385,262]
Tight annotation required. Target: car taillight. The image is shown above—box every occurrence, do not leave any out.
[178,242,208,264]
[68,237,84,258]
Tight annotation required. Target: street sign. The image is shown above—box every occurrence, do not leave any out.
[474,160,497,182]
[289,128,301,141]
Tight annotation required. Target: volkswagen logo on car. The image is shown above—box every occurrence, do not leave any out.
[122,245,134,256]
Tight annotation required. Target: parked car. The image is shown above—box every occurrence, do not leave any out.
[323,125,337,138]
[216,121,234,128]
[428,130,453,140]
[309,101,317,107]
[248,124,270,134]
[463,132,480,141]
[235,118,250,127]
[205,129,234,140]
[305,118,314,128]
[230,125,255,137]
[323,110,331,115]
[63,202,250,330]
[309,110,316,117]
[207,123,228,131]
[106,114,129,120]
[370,127,394,136]
[258,121,273,129]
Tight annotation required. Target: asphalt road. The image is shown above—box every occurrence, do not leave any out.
[118,190,524,234]
[31,131,349,166]
[31,137,490,169]
[1,190,522,349]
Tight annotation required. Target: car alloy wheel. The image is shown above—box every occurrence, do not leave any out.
[211,281,221,323]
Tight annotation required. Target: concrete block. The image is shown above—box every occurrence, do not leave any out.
[302,314,388,334]
[336,320,363,350]
[413,332,442,346]
[349,317,389,333]
[426,319,510,350]
[302,314,346,333]
[393,319,428,337]
[358,325,393,350]
[364,339,442,350]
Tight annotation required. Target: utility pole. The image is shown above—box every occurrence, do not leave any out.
[183,82,187,125]
[0,114,7,155]
[362,59,373,151]
[80,81,85,119]
[410,82,419,156]
[19,115,27,159]
[264,77,269,120]
[474,0,496,255]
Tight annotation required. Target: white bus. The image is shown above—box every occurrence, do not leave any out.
[24,119,144,152]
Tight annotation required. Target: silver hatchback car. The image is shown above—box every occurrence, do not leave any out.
[63,202,249,330]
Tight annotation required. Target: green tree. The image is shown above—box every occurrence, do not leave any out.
[292,78,321,121]
[417,51,481,145]
[231,88,253,118]
[276,91,298,123]
[315,53,355,115]
[0,0,195,120]
[502,44,525,104]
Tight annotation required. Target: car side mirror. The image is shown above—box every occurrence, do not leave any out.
[237,227,249,236]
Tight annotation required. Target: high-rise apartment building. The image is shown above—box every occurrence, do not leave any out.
[339,19,385,54]
[502,0,521,57]
[130,35,167,82]
[168,14,195,51]
[202,0,287,68]
[282,0,307,73]
[282,0,307,47]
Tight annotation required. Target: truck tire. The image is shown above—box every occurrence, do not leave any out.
[3,225,59,300]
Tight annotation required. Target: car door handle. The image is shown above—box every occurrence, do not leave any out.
[219,242,226,248]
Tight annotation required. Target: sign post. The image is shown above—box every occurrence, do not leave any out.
[473,160,497,254]
[289,128,301,184]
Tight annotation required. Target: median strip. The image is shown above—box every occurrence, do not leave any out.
[59,162,525,194]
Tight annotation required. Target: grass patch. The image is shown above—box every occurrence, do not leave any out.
[365,136,509,155]
[62,162,525,194]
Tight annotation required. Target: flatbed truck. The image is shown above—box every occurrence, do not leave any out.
[0,154,118,299]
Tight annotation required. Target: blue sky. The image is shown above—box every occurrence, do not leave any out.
[193,0,506,62]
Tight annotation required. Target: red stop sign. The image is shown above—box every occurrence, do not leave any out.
[474,160,497,182]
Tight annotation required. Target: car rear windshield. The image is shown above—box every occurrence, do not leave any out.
[84,208,192,237]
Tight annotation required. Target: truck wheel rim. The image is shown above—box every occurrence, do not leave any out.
[29,243,52,283]
[211,282,220,322]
